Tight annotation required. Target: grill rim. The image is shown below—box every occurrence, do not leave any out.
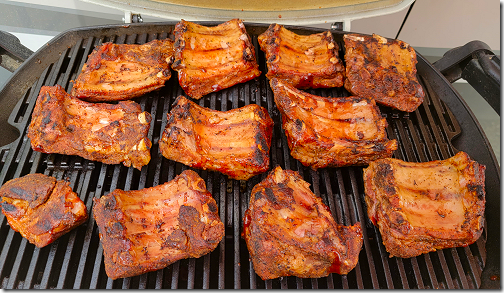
[0,21,499,289]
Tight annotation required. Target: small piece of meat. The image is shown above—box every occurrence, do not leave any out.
[0,173,88,248]
[243,166,363,280]
[270,78,397,169]
[258,23,345,89]
[344,33,425,112]
[159,96,273,180]
[71,39,174,102]
[363,152,486,258]
[27,85,152,170]
[172,19,261,99]
[93,170,225,280]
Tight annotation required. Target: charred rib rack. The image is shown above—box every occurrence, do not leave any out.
[344,33,425,112]
[159,95,273,180]
[71,39,174,102]
[0,173,88,248]
[364,152,486,258]
[270,78,397,169]
[28,85,152,170]
[243,166,363,280]
[172,19,261,99]
[258,23,345,89]
[93,170,225,280]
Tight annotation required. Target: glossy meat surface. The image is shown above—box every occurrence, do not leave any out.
[344,33,425,112]
[364,152,486,258]
[159,96,273,180]
[172,19,261,99]
[93,170,224,280]
[258,23,345,89]
[271,78,397,169]
[243,166,363,280]
[28,85,152,170]
[71,39,174,102]
[0,173,88,248]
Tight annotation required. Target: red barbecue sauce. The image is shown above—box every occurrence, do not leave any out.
[241,210,252,237]
[328,250,342,274]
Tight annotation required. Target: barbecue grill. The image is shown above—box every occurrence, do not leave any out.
[0,19,500,289]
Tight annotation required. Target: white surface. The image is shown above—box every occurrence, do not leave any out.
[10,32,54,52]
[397,0,499,50]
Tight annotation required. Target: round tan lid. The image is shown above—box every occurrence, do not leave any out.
[81,0,414,25]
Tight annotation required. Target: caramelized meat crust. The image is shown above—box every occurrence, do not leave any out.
[27,85,152,170]
[172,19,261,99]
[93,170,225,280]
[270,78,397,169]
[0,173,88,248]
[363,152,486,258]
[71,39,174,102]
[243,166,363,280]
[159,96,273,180]
[344,33,425,112]
[258,23,345,89]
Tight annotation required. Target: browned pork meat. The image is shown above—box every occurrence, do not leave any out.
[93,170,225,280]
[344,33,425,112]
[0,173,88,248]
[172,19,261,99]
[364,152,486,258]
[71,39,174,102]
[270,78,397,169]
[159,96,273,180]
[27,85,152,170]
[243,166,363,280]
[258,23,345,89]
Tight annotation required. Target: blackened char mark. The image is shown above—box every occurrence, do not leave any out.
[0,202,17,213]
[375,162,396,196]
[106,222,125,238]
[467,184,485,200]
[161,229,188,250]
[103,195,117,210]
[178,205,201,229]
[207,201,217,213]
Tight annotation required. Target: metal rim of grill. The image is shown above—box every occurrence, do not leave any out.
[0,22,498,289]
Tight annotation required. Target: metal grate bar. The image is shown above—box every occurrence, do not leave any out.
[5,238,28,289]
[218,176,226,289]
[346,168,380,289]
[55,172,83,289]
[187,258,196,289]
[73,163,107,289]
[233,180,241,289]
[170,259,180,289]
[451,248,470,288]
[423,253,440,288]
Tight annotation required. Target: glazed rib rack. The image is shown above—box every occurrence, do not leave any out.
[0,23,495,289]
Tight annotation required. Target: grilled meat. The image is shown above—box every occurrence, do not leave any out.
[71,39,174,102]
[363,152,486,258]
[270,78,397,169]
[258,23,345,89]
[243,166,363,280]
[344,33,425,112]
[28,85,152,170]
[159,96,273,180]
[93,170,225,280]
[172,19,261,99]
[0,173,88,248]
